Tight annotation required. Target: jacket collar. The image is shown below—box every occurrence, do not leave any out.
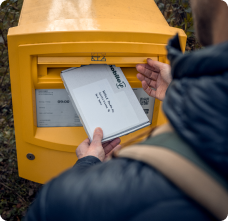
[163,35,228,178]
[166,34,228,79]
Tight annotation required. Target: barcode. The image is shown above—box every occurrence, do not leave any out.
[144,109,149,114]
[140,98,149,105]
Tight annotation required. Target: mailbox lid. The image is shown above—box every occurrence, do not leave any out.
[8,0,187,51]
[8,0,186,48]
[18,0,168,29]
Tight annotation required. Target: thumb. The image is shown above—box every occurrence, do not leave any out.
[91,127,103,147]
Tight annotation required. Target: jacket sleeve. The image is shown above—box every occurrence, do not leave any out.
[24,156,101,221]
[24,157,213,221]
[74,156,101,170]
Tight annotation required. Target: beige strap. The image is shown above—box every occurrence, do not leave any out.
[151,123,174,137]
[118,145,228,220]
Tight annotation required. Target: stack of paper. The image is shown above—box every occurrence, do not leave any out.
[61,64,150,142]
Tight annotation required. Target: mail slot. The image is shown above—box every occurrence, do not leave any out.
[8,0,187,183]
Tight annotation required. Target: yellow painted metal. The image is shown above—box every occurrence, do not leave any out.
[8,0,186,184]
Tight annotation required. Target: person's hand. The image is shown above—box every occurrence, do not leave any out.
[76,128,121,162]
[136,58,172,101]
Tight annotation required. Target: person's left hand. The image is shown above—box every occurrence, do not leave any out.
[76,128,121,162]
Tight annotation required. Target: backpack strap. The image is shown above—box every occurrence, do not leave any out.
[117,124,228,220]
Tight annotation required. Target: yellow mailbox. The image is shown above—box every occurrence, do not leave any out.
[8,0,186,184]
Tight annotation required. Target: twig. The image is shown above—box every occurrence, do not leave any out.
[0,181,27,203]
[0,24,8,47]
[162,0,167,15]
[11,6,19,11]
[0,64,9,88]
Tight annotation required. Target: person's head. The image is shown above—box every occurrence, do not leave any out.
[190,0,228,46]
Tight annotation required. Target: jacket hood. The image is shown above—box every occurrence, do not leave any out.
[163,35,228,178]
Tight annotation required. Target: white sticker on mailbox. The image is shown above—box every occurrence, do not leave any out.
[36,89,83,127]
[36,88,154,127]
[133,88,155,124]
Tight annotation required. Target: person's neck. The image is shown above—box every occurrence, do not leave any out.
[212,5,228,45]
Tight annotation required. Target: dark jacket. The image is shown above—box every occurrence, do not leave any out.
[25,37,228,221]
[164,35,228,179]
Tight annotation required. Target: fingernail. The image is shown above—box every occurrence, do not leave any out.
[95,127,102,133]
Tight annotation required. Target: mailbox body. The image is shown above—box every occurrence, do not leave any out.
[8,0,186,184]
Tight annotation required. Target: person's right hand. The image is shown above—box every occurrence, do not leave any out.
[136,58,172,101]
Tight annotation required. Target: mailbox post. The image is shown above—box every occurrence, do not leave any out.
[8,0,186,184]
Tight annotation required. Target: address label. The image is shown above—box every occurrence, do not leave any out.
[36,88,154,127]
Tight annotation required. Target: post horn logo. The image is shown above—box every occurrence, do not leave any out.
[116,81,126,89]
